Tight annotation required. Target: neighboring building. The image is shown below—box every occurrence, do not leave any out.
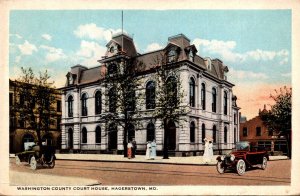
[9,80,62,153]
[240,105,287,155]
[60,33,240,156]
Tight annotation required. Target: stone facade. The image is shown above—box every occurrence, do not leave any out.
[60,33,240,155]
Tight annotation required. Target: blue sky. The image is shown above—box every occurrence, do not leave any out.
[9,10,291,118]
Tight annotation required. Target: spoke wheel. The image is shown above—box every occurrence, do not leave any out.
[30,156,37,170]
[15,156,21,165]
[216,162,225,174]
[261,157,267,170]
[236,159,246,175]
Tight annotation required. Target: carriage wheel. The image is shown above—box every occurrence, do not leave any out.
[15,156,21,165]
[236,159,246,175]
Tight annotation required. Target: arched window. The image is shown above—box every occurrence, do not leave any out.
[146,122,155,142]
[67,95,73,117]
[167,50,176,62]
[146,81,155,109]
[213,125,217,143]
[82,127,87,143]
[128,124,135,142]
[212,88,217,112]
[189,78,195,107]
[95,126,101,143]
[109,87,116,113]
[201,83,206,110]
[81,93,88,116]
[224,91,228,115]
[127,85,135,111]
[95,91,102,115]
[234,128,237,143]
[202,123,206,143]
[190,121,195,143]
[108,63,117,75]
[166,76,177,107]
[224,126,227,143]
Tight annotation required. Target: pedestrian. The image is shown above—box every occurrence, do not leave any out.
[132,138,137,158]
[127,141,133,159]
[145,141,151,160]
[150,139,157,160]
[203,138,213,164]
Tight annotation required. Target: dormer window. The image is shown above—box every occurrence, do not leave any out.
[167,50,176,63]
[68,73,74,85]
[109,46,115,53]
[189,50,194,62]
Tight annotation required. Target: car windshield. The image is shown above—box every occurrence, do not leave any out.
[236,142,250,151]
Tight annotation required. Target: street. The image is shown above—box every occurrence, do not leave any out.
[10,158,291,186]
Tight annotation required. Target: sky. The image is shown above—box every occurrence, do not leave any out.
[9,10,291,119]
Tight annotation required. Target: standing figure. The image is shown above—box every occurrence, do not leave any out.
[150,139,157,160]
[203,138,211,164]
[145,141,151,160]
[132,138,137,158]
[208,140,214,161]
[127,141,133,159]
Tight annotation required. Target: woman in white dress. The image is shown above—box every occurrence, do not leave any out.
[150,139,157,160]
[145,141,151,160]
[203,138,213,163]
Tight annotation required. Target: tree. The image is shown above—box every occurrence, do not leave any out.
[151,53,189,159]
[13,67,57,149]
[100,58,143,157]
[261,86,292,158]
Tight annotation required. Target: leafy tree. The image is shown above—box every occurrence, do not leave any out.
[13,67,57,149]
[261,86,292,158]
[151,53,189,159]
[100,59,144,157]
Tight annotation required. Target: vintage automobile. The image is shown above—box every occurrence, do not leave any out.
[15,144,56,170]
[216,141,269,175]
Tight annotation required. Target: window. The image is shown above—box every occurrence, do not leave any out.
[167,50,176,63]
[201,83,206,110]
[95,91,102,115]
[127,85,135,111]
[82,127,87,143]
[81,93,88,116]
[189,50,194,62]
[243,127,248,137]
[201,124,206,143]
[189,78,195,107]
[234,113,237,124]
[95,126,101,143]
[146,81,155,109]
[146,122,155,142]
[234,128,237,143]
[166,76,177,107]
[128,124,135,142]
[213,125,217,143]
[224,91,228,115]
[57,117,61,130]
[258,141,271,151]
[9,93,13,106]
[224,126,227,143]
[190,122,195,143]
[274,141,287,152]
[57,100,61,112]
[68,96,73,117]
[108,63,118,75]
[109,87,117,113]
[19,94,25,105]
[256,127,262,136]
[212,88,217,112]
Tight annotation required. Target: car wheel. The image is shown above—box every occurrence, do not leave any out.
[261,157,267,170]
[30,156,37,170]
[216,161,225,174]
[236,159,246,175]
[15,156,21,165]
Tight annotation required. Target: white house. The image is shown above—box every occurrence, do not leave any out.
[60,33,240,156]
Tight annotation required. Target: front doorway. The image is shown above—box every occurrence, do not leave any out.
[68,128,73,149]
[108,124,118,150]
[167,120,176,150]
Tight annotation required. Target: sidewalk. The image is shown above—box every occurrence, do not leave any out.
[10,171,100,186]
[10,154,288,166]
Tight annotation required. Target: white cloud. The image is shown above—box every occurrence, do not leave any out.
[228,68,269,80]
[192,38,289,65]
[40,45,66,63]
[15,55,21,63]
[42,34,52,41]
[10,34,23,39]
[76,40,107,66]
[145,43,163,52]
[281,72,291,77]
[18,40,37,55]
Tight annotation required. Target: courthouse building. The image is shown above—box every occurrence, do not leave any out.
[60,33,240,155]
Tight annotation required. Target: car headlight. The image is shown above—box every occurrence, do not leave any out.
[230,154,235,161]
[221,156,225,161]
